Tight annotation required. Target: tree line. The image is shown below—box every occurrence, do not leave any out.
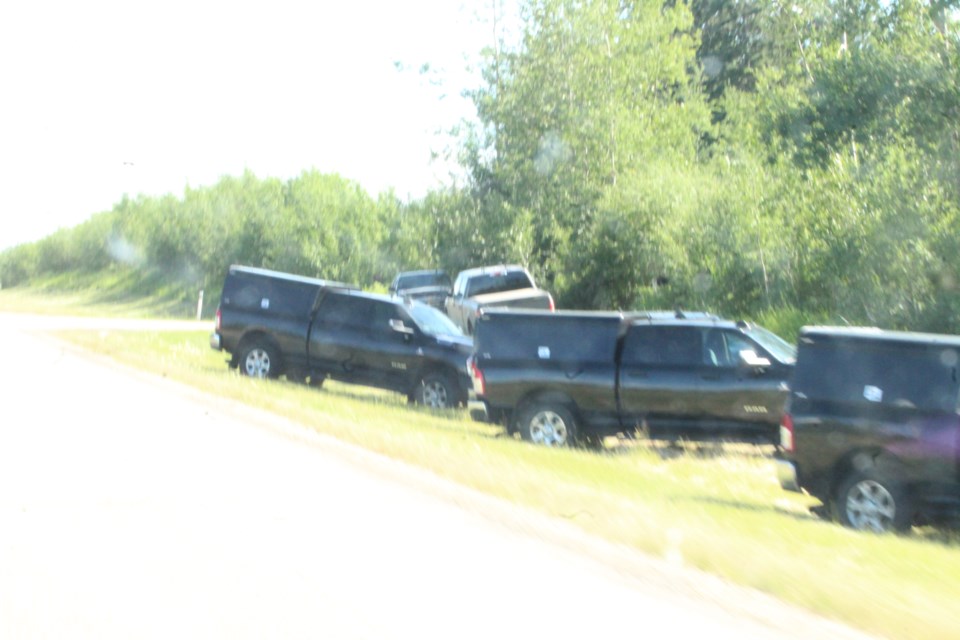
[2,0,959,337]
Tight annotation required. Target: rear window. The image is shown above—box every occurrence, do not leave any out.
[396,272,450,290]
[222,272,320,318]
[465,270,534,297]
[794,339,960,413]
[476,314,621,363]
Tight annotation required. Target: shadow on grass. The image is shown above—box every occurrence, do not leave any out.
[686,494,825,524]
[595,437,776,459]
[691,495,960,545]
[288,378,486,426]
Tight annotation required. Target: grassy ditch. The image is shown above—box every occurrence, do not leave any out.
[45,325,960,640]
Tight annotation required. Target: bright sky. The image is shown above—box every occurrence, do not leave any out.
[0,1,506,250]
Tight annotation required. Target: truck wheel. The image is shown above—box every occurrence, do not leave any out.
[834,469,912,533]
[518,402,576,447]
[239,341,280,379]
[416,372,456,409]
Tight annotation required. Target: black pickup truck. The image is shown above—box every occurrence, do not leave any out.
[777,326,960,532]
[210,265,473,408]
[469,309,795,446]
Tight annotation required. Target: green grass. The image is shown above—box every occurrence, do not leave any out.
[5,290,959,639]
[0,269,203,317]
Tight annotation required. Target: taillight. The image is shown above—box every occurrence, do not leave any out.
[548,295,556,312]
[468,355,485,396]
[215,306,222,332]
[780,413,795,453]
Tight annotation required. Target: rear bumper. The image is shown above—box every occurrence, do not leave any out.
[468,399,489,422]
[209,332,222,350]
[776,459,801,493]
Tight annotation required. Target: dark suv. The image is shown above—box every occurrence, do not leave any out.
[777,326,960,532]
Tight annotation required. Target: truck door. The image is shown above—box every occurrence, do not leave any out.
[698,328,789,431]
[349,300,423,390]
[618,325,704,427]
[308,293,370,379]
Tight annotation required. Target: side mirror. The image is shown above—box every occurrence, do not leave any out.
[389,319,415,336]
[739,349,771,368]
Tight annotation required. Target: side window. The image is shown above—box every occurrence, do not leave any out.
[660,327,702,366]
[622,326,701,367]
[317,294,344,326]
[724,332,760,366]
[370,301,400,335]
[703,330,761,367]
[621,327,660,365]
[318,294,367,328]
[703,329,728,367]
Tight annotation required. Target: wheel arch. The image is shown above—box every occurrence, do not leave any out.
[513,390,582,426]
[412,363,467,406]
[828,447,910,499]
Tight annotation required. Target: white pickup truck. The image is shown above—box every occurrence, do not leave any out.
[444,264,555,334]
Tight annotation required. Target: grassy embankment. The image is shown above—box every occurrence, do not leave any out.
[4,288,959,640]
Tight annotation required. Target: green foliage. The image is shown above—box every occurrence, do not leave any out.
[2,0,960,335]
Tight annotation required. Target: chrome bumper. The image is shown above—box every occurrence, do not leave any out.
[775,459,801,493]
[468,399,488,423]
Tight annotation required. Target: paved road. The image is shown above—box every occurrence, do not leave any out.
[0,315,878,639]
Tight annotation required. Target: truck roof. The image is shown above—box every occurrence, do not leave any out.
[228,264,357,291]
[456,264,529,278]
[799,325,960,349]
[479,308,724,325]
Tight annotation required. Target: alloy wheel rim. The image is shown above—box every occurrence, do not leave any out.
[846,480,896,532]
[530,411,568,446]
[424,381,448,408]
[244,350,270,378]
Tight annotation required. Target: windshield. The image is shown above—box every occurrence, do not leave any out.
[745,326,797,364]
[397,272,450,290]
[408,302,464,338]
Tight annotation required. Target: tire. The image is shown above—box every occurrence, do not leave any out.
[415,372,457,409]
[834,469,912,533]
[517,402,577,447]
[238,341,280,379]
